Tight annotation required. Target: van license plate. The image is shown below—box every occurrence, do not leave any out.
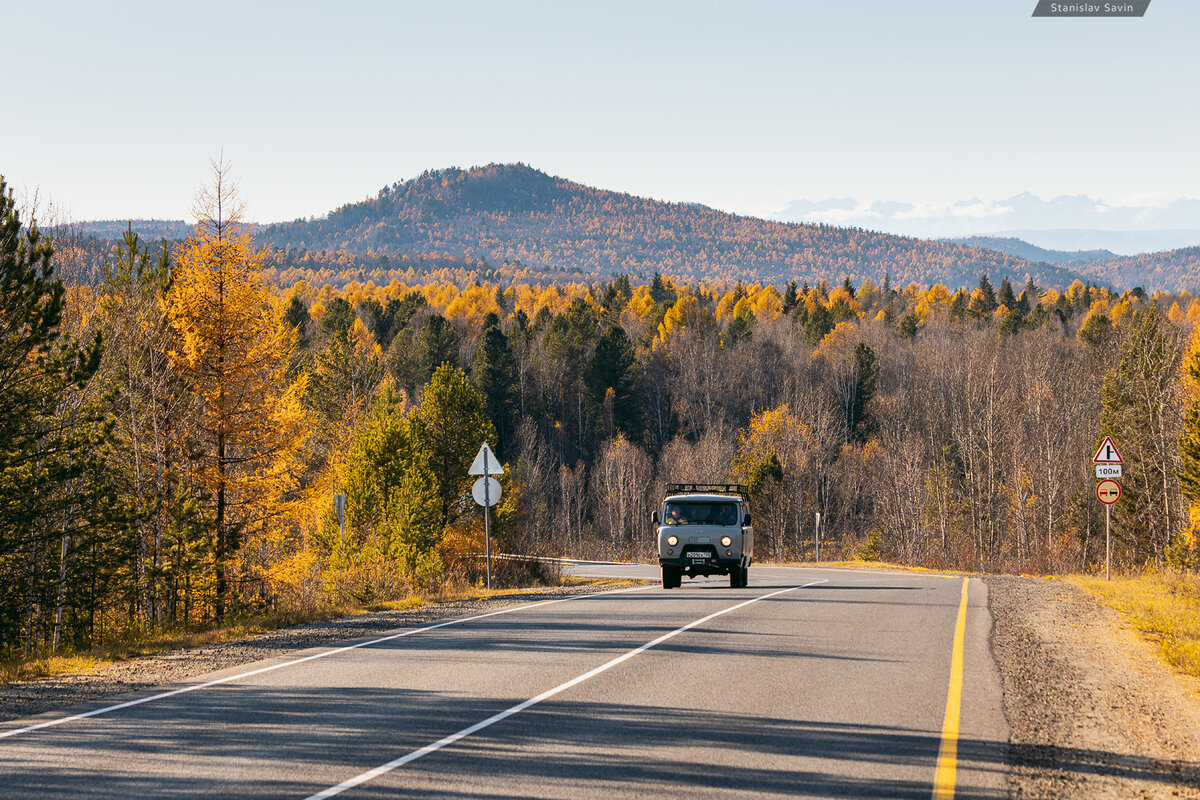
[686,552,709,561]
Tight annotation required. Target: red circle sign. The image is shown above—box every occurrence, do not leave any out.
[1096,479,1121,505]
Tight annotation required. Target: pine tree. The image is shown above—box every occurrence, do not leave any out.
[585,325,643,442]
[845,343,878,441]
[0,175,103,652]
[410,364,496,528]
[649,272,676,305]
[998,277,1017,310]
[415,313,459,386]
[782,281,799,315]
[340,381,440,573]
[472,324,519,458]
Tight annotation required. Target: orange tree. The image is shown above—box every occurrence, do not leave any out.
[169,161,308,619]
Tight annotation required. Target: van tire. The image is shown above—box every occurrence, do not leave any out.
[662,565,681,589]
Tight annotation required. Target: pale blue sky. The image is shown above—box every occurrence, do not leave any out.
[2,0,1195,223]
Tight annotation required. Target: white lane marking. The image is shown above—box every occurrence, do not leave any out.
[0,586,650,740]
[305,579,829,799]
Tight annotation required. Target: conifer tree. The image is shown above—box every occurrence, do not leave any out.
[0,176,103,651]
[472,323,519,458]
[998,277,1017,310]
[168,160,308,619]
[340,381,440,573]
[585,325,643,442]
[411,364,496,528]
[782,281,799,315]
[415,313,459,385]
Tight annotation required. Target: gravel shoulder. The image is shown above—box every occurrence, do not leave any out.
[0,585,617,724]
[986,575,1200,799]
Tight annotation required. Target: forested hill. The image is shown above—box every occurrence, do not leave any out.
[1079,246,1200,292]
[944,236,1117,267]
[258,164,1081,289]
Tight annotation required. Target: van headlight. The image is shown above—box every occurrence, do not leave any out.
[667,535,678,546]
[721,536,732,547]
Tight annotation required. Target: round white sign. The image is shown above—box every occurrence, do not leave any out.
[472,476,502,507]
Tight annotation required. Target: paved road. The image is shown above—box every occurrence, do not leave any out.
[0,565,1007,799]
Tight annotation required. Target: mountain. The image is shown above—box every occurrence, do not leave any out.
[944,236,1117,267]
[74,219,193,240]
[257,164,1079,289]
[775,193,1200,252]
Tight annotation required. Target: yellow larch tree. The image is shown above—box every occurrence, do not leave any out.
[169,160,309,619]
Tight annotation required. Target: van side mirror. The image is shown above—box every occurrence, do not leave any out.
[743,513,752,526]
[652,510,660,524]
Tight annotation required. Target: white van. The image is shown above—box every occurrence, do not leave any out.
[653,484,754,588]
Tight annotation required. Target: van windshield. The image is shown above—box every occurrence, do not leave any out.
[663,502,738,526]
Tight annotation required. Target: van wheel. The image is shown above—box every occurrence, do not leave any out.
[662,565,681,589]
[729,569,742,589]
[741,566,749,586]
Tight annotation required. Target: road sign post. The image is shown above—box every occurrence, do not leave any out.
[334,494,346,546]
[1095,478,1121,580]
[814,511,822,563]
[470,443,505,590]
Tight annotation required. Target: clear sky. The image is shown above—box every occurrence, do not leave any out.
[2,0,1196,223]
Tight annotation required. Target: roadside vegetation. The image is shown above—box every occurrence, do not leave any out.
[5,162,1200,672]
[0,574,625,685]
[1069,571,1200,680]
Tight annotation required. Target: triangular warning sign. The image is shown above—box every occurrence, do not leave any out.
[469,442,505,476]
[1093,436,1123,464]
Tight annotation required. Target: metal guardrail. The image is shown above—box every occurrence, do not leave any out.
[462,553,632,566]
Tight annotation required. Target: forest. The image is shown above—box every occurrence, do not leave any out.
[256,163,1077,289]
[5,165,1200,660]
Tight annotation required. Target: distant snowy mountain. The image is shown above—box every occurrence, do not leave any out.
[774,193,1200,253]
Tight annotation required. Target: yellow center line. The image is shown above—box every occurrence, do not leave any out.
[933,577,969,800]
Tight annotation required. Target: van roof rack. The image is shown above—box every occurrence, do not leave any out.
[666,483,749,497]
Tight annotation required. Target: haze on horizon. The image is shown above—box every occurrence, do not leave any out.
[3,0,1196,228]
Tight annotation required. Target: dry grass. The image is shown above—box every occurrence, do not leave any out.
[1067,570,1200,680]
[0,578,633,686]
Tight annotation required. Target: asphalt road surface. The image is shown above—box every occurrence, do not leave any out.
[0,565,1007,799]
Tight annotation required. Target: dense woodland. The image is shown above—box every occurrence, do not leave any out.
[6,166,1200,661]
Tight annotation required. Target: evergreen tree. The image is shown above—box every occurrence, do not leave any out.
[803,302,833,345]
[1019,277,1038,316]
[782,281,799,315]
[998,277,1017,310]
[340,382,440,573]
[471,325,519,458]
[410,365,496,528]
[415,313,459,386]
[0,176,104,651]
[283,296,310,349]
[969,274,998,319]
[948,290,970,321]
[842,276,856,298]
[649,272,676,305]
[320,297,354,339]
[845,343,878,442]
[585,325,643,442]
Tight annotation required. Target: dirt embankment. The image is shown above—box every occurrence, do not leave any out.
[986,575,1200,798]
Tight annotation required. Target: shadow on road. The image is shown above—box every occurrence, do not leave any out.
[6,686,1197,798]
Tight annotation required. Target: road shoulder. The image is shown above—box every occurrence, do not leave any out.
[0,586,618,725]
[985,575,1200,798]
